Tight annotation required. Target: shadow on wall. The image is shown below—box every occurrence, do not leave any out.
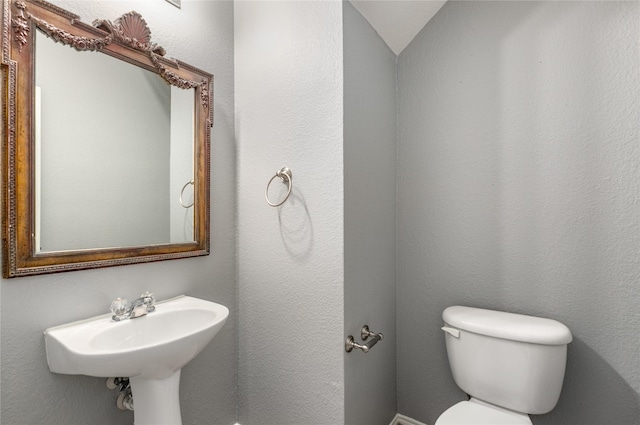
[533,338,640,425]
[277,189,314,262]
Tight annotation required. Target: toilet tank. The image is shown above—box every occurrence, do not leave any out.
[442,306,572,415]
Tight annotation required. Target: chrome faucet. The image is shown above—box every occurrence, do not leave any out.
[110,292,156,321]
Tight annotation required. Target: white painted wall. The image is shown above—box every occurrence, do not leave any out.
[397,2,640,424]
[1,1,236,424]
[343,3,397,424]
[349,0,446,55]
[235,2,345,423]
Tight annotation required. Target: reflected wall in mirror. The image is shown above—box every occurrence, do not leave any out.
[35,29,196,252]
[2,0,212,277]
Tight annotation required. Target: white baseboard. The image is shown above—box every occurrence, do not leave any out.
[389,413,429,425]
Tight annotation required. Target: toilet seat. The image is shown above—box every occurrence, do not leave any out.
[435,399,533,425]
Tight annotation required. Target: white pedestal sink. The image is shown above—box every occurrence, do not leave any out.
[44,295,229,425]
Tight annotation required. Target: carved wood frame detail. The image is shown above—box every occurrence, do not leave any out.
[1,0,213,277]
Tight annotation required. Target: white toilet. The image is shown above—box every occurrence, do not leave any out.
[436,306,572,425]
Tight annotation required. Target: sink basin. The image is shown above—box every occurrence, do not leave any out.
[44,295,229,425]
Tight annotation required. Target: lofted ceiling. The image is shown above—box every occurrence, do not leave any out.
[349,1,447,55]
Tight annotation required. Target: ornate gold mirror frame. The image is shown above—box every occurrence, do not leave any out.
[1,0,212,278]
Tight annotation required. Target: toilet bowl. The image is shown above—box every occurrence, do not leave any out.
[436,399,532,425]
[436,306,572,425]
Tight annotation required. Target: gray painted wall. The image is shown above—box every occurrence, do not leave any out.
[1,1,236,424]
[343,3,397,425]
[397,2,640,425]
[5,2,638,425]
[235,2,345,424]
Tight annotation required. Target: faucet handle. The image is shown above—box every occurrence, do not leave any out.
[140,291,156,312]
[110,297,129,321]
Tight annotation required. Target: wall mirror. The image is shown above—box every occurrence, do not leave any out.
[2,0,212,277]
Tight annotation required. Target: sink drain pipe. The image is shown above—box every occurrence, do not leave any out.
[107,377,134,411]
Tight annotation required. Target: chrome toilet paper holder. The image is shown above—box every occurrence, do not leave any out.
[345,325,384,353]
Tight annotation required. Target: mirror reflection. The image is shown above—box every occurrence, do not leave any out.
[34,29,195,253]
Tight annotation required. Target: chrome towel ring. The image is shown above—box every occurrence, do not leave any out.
[265,167,293,207]
[179,179,194,208]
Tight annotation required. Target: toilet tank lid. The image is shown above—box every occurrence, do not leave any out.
[443,306,572,345]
